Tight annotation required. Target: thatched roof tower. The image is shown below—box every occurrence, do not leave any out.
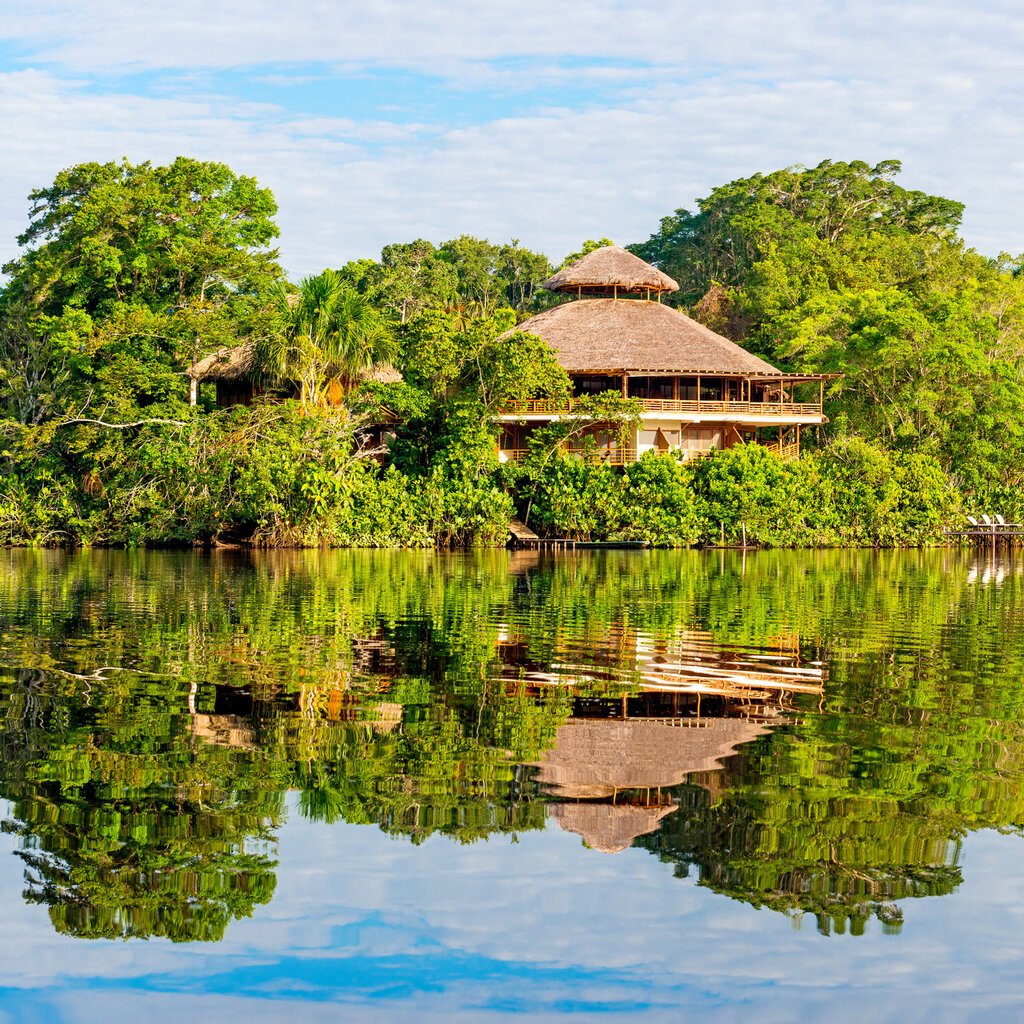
[509,244,784,376]
[547,802,677,854]
[542,244,678,296]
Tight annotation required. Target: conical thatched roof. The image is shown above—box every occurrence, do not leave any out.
[542,245,678,293]
[512,298,780,375]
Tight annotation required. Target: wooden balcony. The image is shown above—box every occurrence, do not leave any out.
[499,447,637,466]
[498,446,735,466]
[501,398,823,417]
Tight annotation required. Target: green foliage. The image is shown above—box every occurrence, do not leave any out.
[2,547,1024,937]
[340,235,552,321]
[0,154,1010,549]
[557,237,616,269]
[256,269,395,406]
[4,157,280,316]
[631,159,1024,496]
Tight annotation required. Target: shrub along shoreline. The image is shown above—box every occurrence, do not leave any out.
[0,401,977,550]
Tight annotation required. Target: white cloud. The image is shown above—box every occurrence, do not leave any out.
[0,2,1023,277]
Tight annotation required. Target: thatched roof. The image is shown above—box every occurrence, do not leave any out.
[547,801,677,854]
[359,363,404,384]
[188,342,403,386]
[529,717,767,799]
[511,298,781,375]
[542,245,678,293]
[187,341,257,382]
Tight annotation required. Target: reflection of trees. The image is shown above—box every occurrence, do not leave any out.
[635,641,1024,935]
[0,679,284,942]
[0,547,1022,939]
[637,778,962,935]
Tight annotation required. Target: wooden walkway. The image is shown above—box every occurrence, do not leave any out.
[507,520,648,551]
[945,516,1024,547]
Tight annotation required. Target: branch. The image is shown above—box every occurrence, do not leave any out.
[57,417,188,429]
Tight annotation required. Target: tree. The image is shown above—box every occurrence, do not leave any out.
[5,157,281,316]
[629,160,962,307]
[557,237,615,269]
[629,160,1024,496]
[256,269,396,408]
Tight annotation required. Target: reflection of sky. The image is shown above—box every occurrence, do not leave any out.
[0,797,1022,1022]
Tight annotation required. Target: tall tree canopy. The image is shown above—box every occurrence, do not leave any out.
[630,160,1024,495]
[630,160,963,307]
[257,269,395,407]
[4,156,280,316]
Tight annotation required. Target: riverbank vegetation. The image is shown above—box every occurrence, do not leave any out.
[1,157,1021,548]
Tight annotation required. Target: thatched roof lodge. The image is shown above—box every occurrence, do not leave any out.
[498,244,834,464]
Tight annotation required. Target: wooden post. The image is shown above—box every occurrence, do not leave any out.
[742,522,746,547]
[720,521,725,546]
[621,373,628,398]
[697,373,702,408]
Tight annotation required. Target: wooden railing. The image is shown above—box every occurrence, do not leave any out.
[499,447,637,466]
[501,398,822,416]
[764,442,800,460]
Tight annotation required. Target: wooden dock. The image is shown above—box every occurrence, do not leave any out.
[945,516,1024,548]
[507,520,648,551]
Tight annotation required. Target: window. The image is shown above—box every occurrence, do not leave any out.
[684,427,723,450]
[572,375,617,397]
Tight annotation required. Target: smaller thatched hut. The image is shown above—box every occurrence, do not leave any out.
[187,342,258,406]
[186,341,402,408]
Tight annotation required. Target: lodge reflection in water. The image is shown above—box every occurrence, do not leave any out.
[0,547,1021,942]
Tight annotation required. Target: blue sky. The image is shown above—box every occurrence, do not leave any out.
[1,1,1023,278]
[1,800,1023,1023]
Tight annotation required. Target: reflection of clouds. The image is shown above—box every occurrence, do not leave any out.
[2,799,1023,1021]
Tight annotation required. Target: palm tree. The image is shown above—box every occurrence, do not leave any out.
[257,269,396,409]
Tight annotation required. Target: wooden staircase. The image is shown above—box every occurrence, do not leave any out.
[508,519,540,547]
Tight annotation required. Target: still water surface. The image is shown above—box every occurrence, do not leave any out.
[0,548,1021,1021]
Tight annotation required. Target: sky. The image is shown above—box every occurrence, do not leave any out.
[1,799,1024,1022]
[1,0,1023,278]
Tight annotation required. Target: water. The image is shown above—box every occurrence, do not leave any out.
[0,547,1021,1022]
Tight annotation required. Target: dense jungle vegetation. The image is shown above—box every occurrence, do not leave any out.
[1,157,1021,548]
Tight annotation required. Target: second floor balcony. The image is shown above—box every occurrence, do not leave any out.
[499,397,824,419]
